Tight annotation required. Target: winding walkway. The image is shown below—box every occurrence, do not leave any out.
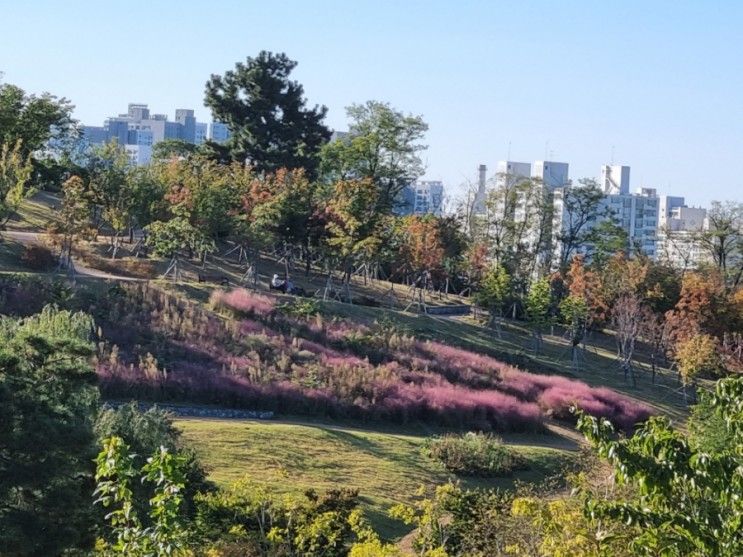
[3,230,141,281]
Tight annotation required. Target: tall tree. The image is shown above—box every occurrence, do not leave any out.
[554,179,607,270]
[0,82,75,158]
[664,271,730,347]
[249,168,325,277]
[205,51,330,176]
[148,155,235,263]
[474,263,512,336]
[560,294,589,372]
[53,175,92,269]
[483,176,553,283]
[0,140,34,227]
[587,218,629,268]
[675,333,724,401]
[612,293,647,387]
[321,101,428,212]
[87,141,134,257]
[0,307,99,555]
[324,178,382,298]
[398,215,445,282]
[151,138,198,162]
[567,254,608,326]
[525,277,552,354]
[698,201,743,288]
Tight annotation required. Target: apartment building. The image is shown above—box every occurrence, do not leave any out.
[82,103,212,164]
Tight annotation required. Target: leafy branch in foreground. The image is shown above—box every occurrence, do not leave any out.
[94,435,189,556]
[576,376,743,557]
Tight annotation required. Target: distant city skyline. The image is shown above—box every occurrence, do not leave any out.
[2,1,741,206]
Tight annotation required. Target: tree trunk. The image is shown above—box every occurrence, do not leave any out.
[111,231,120,260]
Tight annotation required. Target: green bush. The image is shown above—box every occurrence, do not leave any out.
[195,481,369,557]
[424,432,528,477]
[688,392,733,454]
[279,297,322,318]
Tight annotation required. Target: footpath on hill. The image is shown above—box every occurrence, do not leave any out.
[3,230,141,281]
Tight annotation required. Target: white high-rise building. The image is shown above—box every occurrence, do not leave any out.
[656,197,709,270]
[601,164,630,195]
[658,195,686,229]
[495,161,531,188]
[81,103,209,165]
[551,168,659,265]
[532,161,569,189]
[601,187,659,258]
[124,144,152,166]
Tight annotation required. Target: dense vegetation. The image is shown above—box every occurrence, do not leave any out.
[1,51,743,555]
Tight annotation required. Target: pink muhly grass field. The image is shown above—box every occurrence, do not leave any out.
[97,285,652,432]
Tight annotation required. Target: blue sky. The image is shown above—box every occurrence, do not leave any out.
[1,1,741,205]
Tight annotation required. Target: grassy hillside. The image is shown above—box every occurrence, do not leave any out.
[176,418,575,539]
[0,193,697,426]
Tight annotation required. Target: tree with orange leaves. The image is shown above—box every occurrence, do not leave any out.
[664,271,730,348]
[560,255,609,371]
[399,215,445,280]
[566,255,608,327]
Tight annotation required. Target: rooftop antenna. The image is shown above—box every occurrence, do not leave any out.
[611,145,615,165]
[544,141,549,161]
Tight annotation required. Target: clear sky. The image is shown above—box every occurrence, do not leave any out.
[1,0,741,205]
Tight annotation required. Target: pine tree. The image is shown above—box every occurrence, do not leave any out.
[205,51,330,177]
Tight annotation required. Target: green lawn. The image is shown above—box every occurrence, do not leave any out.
[176,418,575,539]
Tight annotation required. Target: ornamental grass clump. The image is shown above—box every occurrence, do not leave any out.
[424,432,528,477]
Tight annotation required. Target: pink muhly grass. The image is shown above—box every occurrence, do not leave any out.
[322,353,369,369]
[297,339,346,359]
[412,341,506,387]
[369,376,544,432]
[239,319,270,335]
[212,288,276,317]
[323,320,370,342]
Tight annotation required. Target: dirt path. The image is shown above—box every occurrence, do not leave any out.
[3,230,141,282]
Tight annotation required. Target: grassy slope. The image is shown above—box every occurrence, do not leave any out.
[5,191,61,231]
[6,194,467,307]
[176,417,574,539]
